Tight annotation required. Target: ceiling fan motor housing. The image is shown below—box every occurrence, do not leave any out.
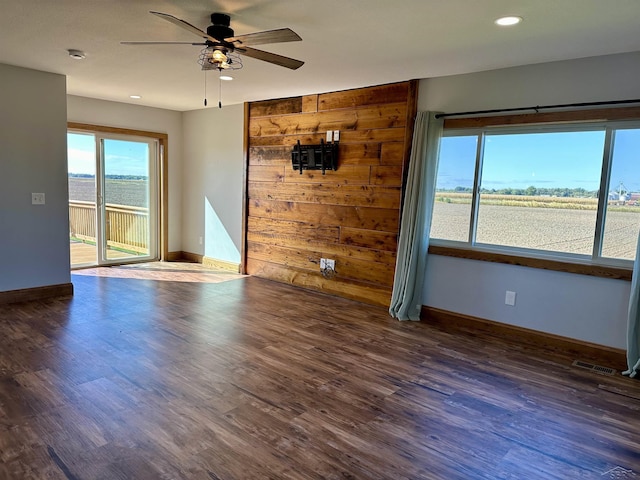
[207,13,234,40]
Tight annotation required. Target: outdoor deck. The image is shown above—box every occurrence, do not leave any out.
[70,241,139,267]
[69,200,149,267]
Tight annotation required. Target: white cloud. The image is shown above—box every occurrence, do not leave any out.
[67,148,95,175]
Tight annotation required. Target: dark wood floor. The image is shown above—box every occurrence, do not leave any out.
[1,268,640,479]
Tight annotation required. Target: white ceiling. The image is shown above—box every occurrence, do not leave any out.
[1,0,640,112]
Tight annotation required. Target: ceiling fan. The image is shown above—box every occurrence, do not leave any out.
[121,11,304,71]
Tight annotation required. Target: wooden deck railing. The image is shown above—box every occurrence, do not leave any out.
[69,201,96,243]
[69,201,149,254]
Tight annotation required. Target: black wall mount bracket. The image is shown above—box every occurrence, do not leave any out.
[291,139,339,174]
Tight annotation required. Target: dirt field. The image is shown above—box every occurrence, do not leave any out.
[68,177,148,208]
[431,202,640,260]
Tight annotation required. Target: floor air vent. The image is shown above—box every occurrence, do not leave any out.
[572,360,616,376]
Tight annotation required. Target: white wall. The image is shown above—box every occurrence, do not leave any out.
[418,51,640,349]
[0,64,70,291]
[66,96,183,252]
[419,51,640,114]
[181,105,244,263]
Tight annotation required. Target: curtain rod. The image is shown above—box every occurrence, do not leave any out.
[434,99,640,119]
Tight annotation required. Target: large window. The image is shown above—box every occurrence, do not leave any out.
[430,121,640,267]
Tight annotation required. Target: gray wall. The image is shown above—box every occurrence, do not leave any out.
[0,64,70,291]
[418,51,640,349]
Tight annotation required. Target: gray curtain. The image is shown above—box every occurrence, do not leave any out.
[623,230,640,377]
[389,111,443,321]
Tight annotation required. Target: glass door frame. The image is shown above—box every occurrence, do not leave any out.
[68,123,169,267]
[95,133,159,265]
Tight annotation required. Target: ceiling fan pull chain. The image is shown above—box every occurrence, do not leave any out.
[203,71,208,107]
[218,72,223,109]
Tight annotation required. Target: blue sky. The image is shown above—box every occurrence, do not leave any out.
[67,133,149,177]
[437,128,640,193]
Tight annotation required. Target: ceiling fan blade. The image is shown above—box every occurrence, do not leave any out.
[121,41,207,45]
[230,28,302,46]
[238,46,304,69]
[150,11,217,43]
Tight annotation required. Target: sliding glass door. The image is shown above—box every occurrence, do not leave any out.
[99,136,158,263]
[68,131,159,267]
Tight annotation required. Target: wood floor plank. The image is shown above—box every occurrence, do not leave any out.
[0,265,639,479]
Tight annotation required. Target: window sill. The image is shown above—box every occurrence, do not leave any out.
[427,244,632,281]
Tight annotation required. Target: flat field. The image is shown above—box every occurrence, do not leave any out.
[68,177,148,208]
[432,195,640,260]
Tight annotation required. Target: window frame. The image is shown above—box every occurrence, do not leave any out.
[428,107,640,280]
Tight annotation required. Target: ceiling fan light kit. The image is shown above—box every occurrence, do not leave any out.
[198,47,242,71]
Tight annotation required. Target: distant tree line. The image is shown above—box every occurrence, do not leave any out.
[68,173,148,180]
[442,186,598,198]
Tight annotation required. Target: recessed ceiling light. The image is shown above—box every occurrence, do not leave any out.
[130,95,142,99]
[495,16,523,26]
[219,75,233,81]
[68,49,86,60]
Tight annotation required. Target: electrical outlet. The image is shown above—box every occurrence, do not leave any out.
[320,258,337,279]
[326,131,333,142]
[333,130,340,141]
[320,258,336,271]
[505,290,516,306]
[32,193,45,205]
[199,236,203,245]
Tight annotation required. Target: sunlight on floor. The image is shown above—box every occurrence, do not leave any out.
[72,262,246,284]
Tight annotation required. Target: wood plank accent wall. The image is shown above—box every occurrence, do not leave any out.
[245,81,418,306]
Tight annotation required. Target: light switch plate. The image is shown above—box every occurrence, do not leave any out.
[505,290,516,306]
